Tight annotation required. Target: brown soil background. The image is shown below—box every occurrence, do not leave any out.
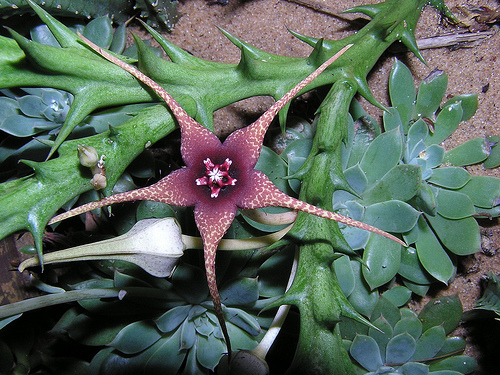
[1,0,499,372]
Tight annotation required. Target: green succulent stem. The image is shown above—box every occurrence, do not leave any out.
[281,0,432,367]
[281,73,359,373]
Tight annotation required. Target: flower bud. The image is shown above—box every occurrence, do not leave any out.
[78,145,99,167]
[91,173,107,190]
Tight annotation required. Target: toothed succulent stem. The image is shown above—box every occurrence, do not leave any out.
[284,80,368,374]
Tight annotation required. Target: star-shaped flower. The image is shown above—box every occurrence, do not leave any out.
[50,36,405,356]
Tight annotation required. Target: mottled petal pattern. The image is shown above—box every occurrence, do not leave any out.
[238,170,406,246]
[54,37,403,361]
[194,202,238,351]
[49,169,196,224]
[223,45,353,166]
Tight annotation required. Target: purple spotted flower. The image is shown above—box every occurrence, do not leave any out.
[50,38,404,355]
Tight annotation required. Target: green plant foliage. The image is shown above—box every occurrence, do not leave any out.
[464,272,500,320]
[0,0,179,31]
[329,60,498,290]
[0,0,490,374]
[342,295,476,374]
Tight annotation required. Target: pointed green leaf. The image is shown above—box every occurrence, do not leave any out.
[427,167,470,189]
[144,329,185,373]
[425,102,463,145]
[457,176,500,208]
[364,200,420,233]
[419,295,462,334]
[382,286,412,307]
[430,356,477,374]
[411,325,446,361]
[436,337,466,357]
[196,334,225,371]
[350,335,384,372]
[443,94,478,122]
[443,137,490,166]
[371,296,401,328]
[226,307,261,336]
[426,214,480,256]
[415,217,454,284]
[363,234,401,290]
[383,107,404,132]
[360,128,403,183]
[334,255,356,297]
[348,261,379,317]
[399,246,434,285]
[155,305,191,333]
[369,315,393,361]
[82,17,113,49]
[402,279,429,297]
[385,332,416,365]
[220,278,259,306]
[362,164,422,204]
[416,69,448,119]
[394,315,422,341]
[389,60,416,129]
[436,189,475,219]
[414,181,438,216]
[109,321,161,355]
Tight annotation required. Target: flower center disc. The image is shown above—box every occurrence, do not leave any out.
[195,158,237,198]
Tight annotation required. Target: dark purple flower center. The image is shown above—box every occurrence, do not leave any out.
[195,157,237,198]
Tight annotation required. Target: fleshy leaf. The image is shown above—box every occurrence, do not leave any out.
[410,325,446,361]
[442,93,478,122]
[196,334,225,371]
[426,214,481,256]
[385,332,416,365]
[360,127,403,183]
[362,164,422,204]
[334,255,356,297]
[389,60,416,130]
[415,217,454,284]
[443,137,490,166]
[427,167,470,189]
[425,102,463,145]
[416,69,448,119]
[364,200,420,233]
[363,234,402,290]
[393,315,422,341]
[435,189,475,219]
[382,286,412,307]
[418,295,462,334]
[369,315,393,360]
[219,278,259,306]
[457,176,500,208]
[350,335,384,372]
[109,321,161,355]
[430,356,477,374]
[155,305,191,333]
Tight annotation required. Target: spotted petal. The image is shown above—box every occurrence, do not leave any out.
[194,201,238,352]
[49,168,197,224]
[238,170,406,246]
[224,44,353,167]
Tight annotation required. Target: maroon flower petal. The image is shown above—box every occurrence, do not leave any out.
[194,201,238,353]
[49,169,197,224]
[224,44,353,168]
[238,170,406,246]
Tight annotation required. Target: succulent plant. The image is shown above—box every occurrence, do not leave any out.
[342,293,476,374]
[324,60,498,295]
[0,0,179,30]
[0,0,497,374]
